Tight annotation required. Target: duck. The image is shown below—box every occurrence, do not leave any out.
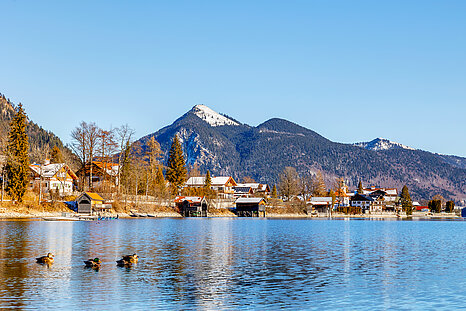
[116,258,133,267]
[84,258,101,268]
[121,254,139,263]
[36,253,54,264]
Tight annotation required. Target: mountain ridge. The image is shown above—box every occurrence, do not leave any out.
[138,105,466,201]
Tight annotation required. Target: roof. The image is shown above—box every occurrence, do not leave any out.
[309,197,333,204]
[236,183,270,192]
[186,176,237,187]
[235,197,266,204]
[363,187,398,196]
[84,192,104,201]
[93,161,119,177]
[30,163,78,180]
[233,186,253,193]
[174,196,205,204]
[350,194,374,202]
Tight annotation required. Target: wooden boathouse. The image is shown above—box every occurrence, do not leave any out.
[235,197,267,217]
[76,192,108,214]
[175,196,208,217]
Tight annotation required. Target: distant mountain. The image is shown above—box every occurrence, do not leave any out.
[137,105,466,201]
[354,138,415,151]
[0,93,72,163]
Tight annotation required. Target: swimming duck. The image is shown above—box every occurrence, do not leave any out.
[116,258,132,267]
[36,253,54,264]
[121,254,139,263]
[84,258,101,268]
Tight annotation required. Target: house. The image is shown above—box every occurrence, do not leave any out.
[185,176,237,198]
[76,192,108,214]
[235,197,266,217]
[307,197,333,213]
[363,187,398,201]
[29,161,78,195]
[175,196,208,217]
[350,193,385,213]
[235,183,271,195]
[75,161,119,188]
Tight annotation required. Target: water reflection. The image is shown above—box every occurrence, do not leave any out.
[0,219,465,309]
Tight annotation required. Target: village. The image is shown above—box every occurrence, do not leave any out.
[2,154,456,219]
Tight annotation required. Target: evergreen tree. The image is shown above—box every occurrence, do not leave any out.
[6,104,29,202]
[357,180,363,194]
[50,146,64,163]
[204,170,212,189]
[271,184,278,199]
[400,185,413,215]
[166,135,187,191]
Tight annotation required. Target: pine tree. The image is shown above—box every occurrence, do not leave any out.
[271,184,278,199]
[358,180,363,194]
[6,104,29,202]
[166,135,187,191]
[400,185,413,215]
[204,170,212,189]
[50,146,64,163]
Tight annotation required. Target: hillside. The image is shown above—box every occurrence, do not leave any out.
[137,105,466,202]
[0,93,72,163]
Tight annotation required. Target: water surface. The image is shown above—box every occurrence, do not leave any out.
[0,218,464,310]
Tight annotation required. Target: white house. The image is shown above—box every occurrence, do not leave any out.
[29,161,78,195]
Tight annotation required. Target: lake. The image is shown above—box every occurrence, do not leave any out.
[0,218,465,310]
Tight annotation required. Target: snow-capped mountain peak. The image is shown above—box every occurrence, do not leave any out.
[191,104,239,127]
[354,138,415,151]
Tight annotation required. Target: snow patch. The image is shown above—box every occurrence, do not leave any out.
[191,105,239,127]
[354,138,415,151]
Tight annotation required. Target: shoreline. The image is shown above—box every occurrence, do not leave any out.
[0,210,460,220]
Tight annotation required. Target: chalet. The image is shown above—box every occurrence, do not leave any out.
[363,187,398,202]
[307,197,333,213]
[29,161,78,195]
[76,192,108,214]
[185,176,237,198]
[76,161,119,188]
[235,197,266,217]
[174,196,208,217]
[350,193,385,213]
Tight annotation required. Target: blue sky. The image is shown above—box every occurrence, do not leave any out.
[1,0,465,156]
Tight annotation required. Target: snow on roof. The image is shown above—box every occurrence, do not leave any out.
[186,176,236,187]
[30,163,77,179]
[174,196,205,203]
[309,197,333,203]
[236,183,269,191]
[192,105,239,127]
[235,197,266,204]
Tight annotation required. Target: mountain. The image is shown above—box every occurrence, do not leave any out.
[138,105,466,201]
[356,138,466,170]
[0,93,72,163]
[354,138,415,151]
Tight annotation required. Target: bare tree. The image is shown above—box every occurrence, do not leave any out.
[71,122,87,191]
[310,170,326,196]
[115,124,135,194]
[85,122,100,190]
[144,137,163,197]
[279,167,299,201]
